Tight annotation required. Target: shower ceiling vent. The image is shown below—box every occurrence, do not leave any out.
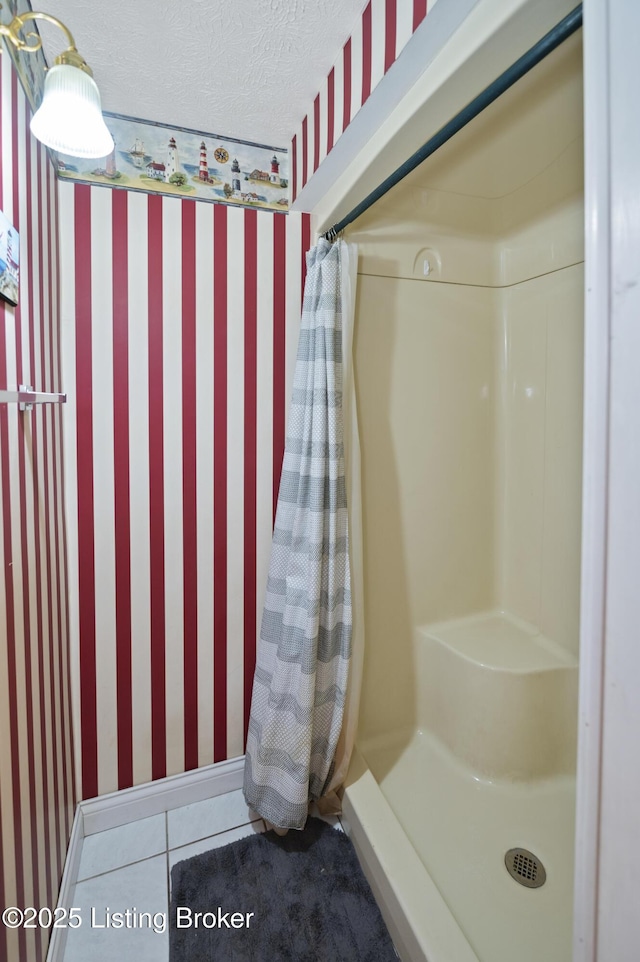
[504,848,546,888]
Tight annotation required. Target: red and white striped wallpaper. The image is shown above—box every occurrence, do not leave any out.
[0,57,76,962]
[291,0,438,200]
[58,181,311,800]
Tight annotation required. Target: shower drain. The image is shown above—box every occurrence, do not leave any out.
[504,848,546,888]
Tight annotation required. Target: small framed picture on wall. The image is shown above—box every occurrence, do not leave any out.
[0,209,20,307]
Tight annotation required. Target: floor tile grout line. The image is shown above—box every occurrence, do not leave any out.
[77,819,263,884]
[168,821,267,866]
[80,811,342,885]
[167,816,262,852]
[76,849,169,885]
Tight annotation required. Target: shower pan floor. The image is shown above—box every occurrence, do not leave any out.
[360,727,575,962]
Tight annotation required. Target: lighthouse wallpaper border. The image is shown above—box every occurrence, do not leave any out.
[55,112,290,212]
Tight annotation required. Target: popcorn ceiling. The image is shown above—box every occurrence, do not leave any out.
[35,0,366,145]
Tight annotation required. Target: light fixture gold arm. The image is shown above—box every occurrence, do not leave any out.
[0,6,93,76]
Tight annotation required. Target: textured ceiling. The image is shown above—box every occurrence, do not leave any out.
[34,0,366,147]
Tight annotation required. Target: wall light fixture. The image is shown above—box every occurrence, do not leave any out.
[0,7,113,158]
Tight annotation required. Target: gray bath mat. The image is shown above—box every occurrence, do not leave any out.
[169,815,398,961]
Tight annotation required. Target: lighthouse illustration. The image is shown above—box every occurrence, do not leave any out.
[165,136,179,182]
[106,145,117,178]
[269,154,281,186]
[231,158,241,194]
[199,141,208,181]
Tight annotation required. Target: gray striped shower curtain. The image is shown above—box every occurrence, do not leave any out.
[243,237,359,830]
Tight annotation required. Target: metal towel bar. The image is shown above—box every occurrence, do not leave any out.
[0,384,67,412]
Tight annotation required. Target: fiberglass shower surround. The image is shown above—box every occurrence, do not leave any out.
[337,12,584,962]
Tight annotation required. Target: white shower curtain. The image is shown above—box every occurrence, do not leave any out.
[243,237,362,830]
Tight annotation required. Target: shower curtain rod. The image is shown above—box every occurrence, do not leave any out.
[323,4,583,240]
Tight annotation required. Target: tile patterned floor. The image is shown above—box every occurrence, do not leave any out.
[62,789,343,961]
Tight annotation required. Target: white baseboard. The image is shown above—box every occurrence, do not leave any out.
[46,755,246,962]
[81,754,245,836]
[46,807,84,962]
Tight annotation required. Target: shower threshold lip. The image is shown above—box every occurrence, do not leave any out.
[342,746,479,962]
[345,733,575,962]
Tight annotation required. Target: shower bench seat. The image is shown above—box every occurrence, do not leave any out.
[415,610,578,781]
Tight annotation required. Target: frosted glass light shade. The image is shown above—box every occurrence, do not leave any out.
[30,64,114,159]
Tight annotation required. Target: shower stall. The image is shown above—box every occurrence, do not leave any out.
[336,20,584,962]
